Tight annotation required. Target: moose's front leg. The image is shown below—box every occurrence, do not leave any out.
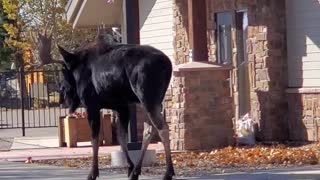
[86,108,101,180]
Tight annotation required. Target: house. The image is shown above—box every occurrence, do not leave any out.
[286,0,320,142]
[65,0,320,150]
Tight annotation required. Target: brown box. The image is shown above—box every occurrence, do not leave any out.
[58,114,112,147]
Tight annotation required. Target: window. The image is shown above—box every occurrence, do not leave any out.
[216,12,232,65]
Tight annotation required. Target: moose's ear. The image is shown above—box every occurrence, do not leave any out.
[57,45,77,69]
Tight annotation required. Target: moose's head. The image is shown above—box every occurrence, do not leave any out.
[58,47,83,112]
[59,63,81,114]
[57,26,117,114]
[57,42,95,114]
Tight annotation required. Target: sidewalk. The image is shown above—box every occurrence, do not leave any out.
[0,143,163,162]
[0,127,58,151]
[0,127,163,162]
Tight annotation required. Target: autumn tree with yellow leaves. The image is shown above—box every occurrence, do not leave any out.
[1,0,98,101]
[1,0,97,70]
[1,0,29,69]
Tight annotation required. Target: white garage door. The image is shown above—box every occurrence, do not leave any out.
[287,0,320,87]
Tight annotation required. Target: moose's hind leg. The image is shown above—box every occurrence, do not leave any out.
[129,121,157,180]
[115,108,135,177]
[146,105,175,180]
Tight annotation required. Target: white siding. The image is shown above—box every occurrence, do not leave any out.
[287,0,320,87]
[139,0,174,60]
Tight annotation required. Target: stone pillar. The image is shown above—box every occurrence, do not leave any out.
[205,0,288,141]
[287,88,320,142]
[170,62,234,150]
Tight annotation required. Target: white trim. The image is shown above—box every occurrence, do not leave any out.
[173,62,233,72]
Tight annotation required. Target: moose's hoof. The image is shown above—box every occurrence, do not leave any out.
[162,175,173,180]
[87,169,99,180]
[129,172,140,180]
[87,175,97,180]
[128,165,134,177]
[163,171,175,180]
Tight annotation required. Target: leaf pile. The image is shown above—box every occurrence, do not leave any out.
[35,143,320,176]
[158,145,319,168]
[36,156,111,169]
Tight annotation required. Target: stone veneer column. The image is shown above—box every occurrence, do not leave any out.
[287,88,320,142]
[205,0,288,141]
[170,62,234,150]
[173,0,190,65]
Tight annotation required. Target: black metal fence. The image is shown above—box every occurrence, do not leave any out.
[0,69,79,132]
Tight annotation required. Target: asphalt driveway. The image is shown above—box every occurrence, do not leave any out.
[2,161,320,180]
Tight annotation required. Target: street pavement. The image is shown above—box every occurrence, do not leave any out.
[2,161,320,180]
[0,161,157,180]
[2,124,320,179]
[1,134,320,179]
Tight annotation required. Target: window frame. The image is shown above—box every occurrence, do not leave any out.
[216,11,233,65]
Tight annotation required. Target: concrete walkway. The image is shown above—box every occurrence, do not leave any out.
[0,127,58,138]
[0,143,163,162]
[0,127,58,151]
[2,161,320,180]
[11,136,59,150]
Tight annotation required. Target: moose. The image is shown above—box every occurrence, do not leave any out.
[57,29,175,180]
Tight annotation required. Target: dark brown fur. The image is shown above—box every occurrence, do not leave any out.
[58,39,175,180]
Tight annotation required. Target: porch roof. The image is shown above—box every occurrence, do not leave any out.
[66,0,123,28]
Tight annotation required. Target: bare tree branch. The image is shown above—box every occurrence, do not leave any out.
[29,25,63,68]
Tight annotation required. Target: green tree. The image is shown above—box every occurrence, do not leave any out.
[0,0,13,70]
